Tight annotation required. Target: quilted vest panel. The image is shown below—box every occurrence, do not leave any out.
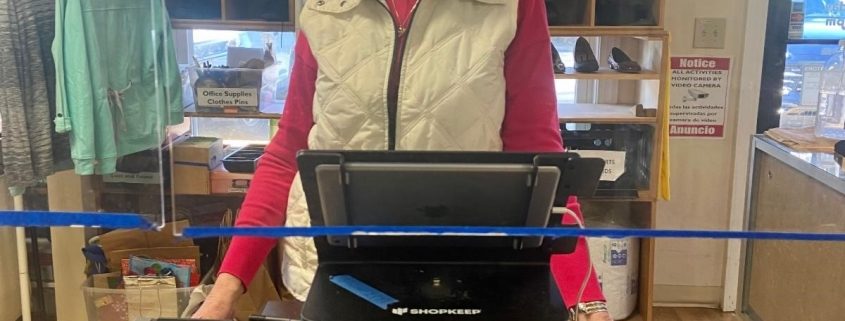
[283,0,518,301]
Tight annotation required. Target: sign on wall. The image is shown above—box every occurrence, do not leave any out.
[669,57,732,139]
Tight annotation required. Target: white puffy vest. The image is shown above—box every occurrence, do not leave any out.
[281,0,518,301]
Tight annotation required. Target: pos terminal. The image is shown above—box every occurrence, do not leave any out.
[294,151,604,321]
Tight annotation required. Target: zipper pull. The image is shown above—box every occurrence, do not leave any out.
[398,26,406,37]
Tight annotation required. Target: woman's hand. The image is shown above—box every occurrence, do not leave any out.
[191,273,244,319]
[580,311,613,321]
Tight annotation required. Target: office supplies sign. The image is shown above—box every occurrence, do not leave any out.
[669,57,731,138]
[197,88,258,107]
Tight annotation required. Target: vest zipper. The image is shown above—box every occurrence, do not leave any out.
[380,0,422,150]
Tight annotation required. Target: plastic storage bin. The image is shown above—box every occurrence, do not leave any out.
[82,279,196,321]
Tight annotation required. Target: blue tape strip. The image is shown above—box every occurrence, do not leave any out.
[181,226,845,242]
[0,212,156,230]
[330,275,399,310]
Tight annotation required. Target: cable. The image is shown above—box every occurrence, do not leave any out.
[553,206,593,321]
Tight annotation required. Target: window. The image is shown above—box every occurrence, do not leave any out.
[175,29,296,145]
[782,44,839,108]
[758,0,844,131]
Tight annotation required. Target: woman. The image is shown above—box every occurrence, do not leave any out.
[194,0,610,320]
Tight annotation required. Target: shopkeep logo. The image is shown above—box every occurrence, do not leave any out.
[392,308,409,316]
[391,307,482,316]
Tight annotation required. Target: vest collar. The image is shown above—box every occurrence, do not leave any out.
[308,0,507,14]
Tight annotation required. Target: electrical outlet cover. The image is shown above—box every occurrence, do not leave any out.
[694,18,727,49]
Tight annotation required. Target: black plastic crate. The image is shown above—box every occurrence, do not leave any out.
[222,144,265,174]
[562,124,654,198]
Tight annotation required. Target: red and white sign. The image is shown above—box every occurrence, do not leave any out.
[669,57,732,138]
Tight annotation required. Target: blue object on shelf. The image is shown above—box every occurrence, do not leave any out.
[329,274,399,310]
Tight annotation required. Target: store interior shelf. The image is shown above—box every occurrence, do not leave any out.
[183,104,282,120]
[558,103,658,124]
[549,26,668,39]
[171,19,294,32]
[555,68,660,80]
[583,195,657,203]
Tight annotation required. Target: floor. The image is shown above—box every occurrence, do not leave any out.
[653,307,744,321]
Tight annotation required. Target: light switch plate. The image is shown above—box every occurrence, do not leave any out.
[694,18,727,49]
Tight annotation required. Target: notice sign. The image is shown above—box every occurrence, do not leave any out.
[669,57,731,138]
[197,88,258,107]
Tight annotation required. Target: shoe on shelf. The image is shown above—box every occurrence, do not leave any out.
[551,42,566,74]
[608,47,642,73]
[574,37,599,73]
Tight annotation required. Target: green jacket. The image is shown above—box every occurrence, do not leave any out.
[53,0,183,175]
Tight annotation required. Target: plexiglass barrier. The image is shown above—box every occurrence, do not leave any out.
[1,0,845,320]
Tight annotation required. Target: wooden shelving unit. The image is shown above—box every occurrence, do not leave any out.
[555,68,661,80]
[550,0,666,320]
[558,103,658,124]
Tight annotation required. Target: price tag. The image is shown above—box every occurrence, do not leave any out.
[573,150,627,182]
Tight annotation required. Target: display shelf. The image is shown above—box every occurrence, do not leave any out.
[558,103,658,124]
[171,19,294,32]
[555,68,660,80]
[183,104,282,119]
[549,27,668,39]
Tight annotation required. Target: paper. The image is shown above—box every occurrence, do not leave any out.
[573,150,626,182]
[123,276,178,320]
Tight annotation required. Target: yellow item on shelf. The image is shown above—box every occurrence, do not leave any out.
[659,47,672,201]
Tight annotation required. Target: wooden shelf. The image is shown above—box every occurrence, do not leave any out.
[183,104,282,120]
[582,196,656,203]
[172,19,294,32]
[555,68,660,80]
[558,103,657,124]
[549,26,668,39]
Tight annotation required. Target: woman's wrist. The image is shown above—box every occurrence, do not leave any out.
[211,273,246,303]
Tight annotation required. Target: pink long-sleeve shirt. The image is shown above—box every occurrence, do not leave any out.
[220,0,605,308]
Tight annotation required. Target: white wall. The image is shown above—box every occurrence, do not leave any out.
[654,0,759,306]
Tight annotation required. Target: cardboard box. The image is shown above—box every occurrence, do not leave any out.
[211,165,254,194]
[98,220,193,255]
[174,164,211,195]
[173,136,224,169]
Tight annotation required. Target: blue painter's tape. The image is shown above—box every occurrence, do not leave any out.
[181,226,845,242]
[330,275,399,310]
[0,211,156,230]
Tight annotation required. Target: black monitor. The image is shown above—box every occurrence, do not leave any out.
[297,151,604,256]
